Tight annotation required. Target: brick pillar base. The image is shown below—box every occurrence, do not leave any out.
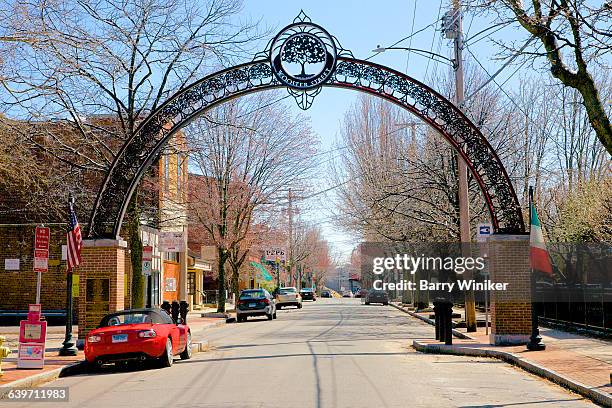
[77,239,126,339]
[488,234,531,346]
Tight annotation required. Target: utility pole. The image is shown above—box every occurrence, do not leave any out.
[287,188,294,288]
[445,0,477,332]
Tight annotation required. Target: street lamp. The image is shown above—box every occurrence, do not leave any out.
[372,46,455,67]
[59,193,78,356]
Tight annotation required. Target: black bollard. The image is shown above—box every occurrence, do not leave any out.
[179,301,189,324]
[171,301,180,322]
[433,300,441,340]
[443,301,453,345]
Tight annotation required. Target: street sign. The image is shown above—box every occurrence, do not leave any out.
[34,227,50,250]
[33,250,49,272]
[142,261,152,276]
[34,227,50,273]
[476,223,493,242]
[142,245,153,276]
[142,246,153,261]
[265,248,286,262]
[159,232,185,252]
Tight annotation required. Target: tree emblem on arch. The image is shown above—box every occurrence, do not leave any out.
[281,34,327,78]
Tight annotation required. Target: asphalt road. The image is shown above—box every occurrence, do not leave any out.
[6,298,594,408]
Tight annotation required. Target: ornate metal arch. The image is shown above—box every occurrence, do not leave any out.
[87,12,525,239]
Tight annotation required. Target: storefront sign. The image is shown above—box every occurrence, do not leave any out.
[159,232,185,252]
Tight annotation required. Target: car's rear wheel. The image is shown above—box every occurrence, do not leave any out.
[383,302,389,306]
[365,302,370,305]
[159,337,173,368]
[180,331,192,360]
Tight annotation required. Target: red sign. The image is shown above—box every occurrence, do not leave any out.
[143,246,153,262]
[34,227,50,273]
[35,227,50,250]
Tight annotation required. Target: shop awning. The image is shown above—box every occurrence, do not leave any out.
[250,261,273,281]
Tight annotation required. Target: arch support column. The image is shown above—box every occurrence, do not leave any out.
[488,234,532,345]
[77,239,127,339]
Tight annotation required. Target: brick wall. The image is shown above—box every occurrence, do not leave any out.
[0,225,77,311]
[488,234,532,345]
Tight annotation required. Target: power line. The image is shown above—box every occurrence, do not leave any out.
[365,20,440,61]
[425,0,444,81]
[405,0,419,71]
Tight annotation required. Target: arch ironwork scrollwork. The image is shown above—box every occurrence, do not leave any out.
[87,12,524,239]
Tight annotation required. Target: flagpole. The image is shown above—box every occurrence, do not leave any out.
[527,185,546,351]
[59,193,78,356]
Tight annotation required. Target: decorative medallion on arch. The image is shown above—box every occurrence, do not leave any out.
[87,11,525,240]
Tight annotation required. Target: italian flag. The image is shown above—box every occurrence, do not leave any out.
[530,202,553,276]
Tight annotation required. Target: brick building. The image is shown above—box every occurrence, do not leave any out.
[0,117,188,321]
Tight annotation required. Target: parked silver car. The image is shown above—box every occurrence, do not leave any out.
[236,289,277,322]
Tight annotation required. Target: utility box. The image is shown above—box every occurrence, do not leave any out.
[17,304,47,369]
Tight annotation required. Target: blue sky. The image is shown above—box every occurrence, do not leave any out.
[239,1,533,260]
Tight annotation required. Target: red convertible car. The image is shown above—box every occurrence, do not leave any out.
[85,308,192,368]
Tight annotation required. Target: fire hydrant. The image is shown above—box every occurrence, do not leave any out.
[0,335,11,377]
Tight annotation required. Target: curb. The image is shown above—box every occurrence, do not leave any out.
[413,340,612,407]
[390,303,473,340]
[0,360,86,392]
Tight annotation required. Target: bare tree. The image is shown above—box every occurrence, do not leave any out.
[187,94,317,312]
[477,0,612,154]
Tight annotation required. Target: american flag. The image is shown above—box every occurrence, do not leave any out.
[66,202,83,269]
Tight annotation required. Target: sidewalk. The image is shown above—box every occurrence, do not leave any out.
[392,302,612,406]
[0,311,227,388]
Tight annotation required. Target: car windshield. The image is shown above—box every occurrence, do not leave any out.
[300,288,313,292]
[240,290,266,300]
[100,311,167,327]
[279,288,296,294]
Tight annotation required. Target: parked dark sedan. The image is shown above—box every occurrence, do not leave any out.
[321,290,332,298]
[300,288,317,301]
[364,289,389,305]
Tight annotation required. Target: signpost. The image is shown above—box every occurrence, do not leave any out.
[34,227,50,304]
[142,245,153,276]
[476,223,492,334]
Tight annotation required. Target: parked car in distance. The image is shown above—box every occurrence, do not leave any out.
[85,308,191,368]
[236,289,276,322]
[364,289,389,305]
[342,290,354,298]
[321,290,332,298]
[276,287,302,309]
[300,287,316,301]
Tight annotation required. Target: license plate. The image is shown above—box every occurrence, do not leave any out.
[112,334,128,343]
[248,303,256,307]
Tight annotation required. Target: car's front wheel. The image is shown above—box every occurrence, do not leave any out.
[159,337,173,368]
[180,331,192,360]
